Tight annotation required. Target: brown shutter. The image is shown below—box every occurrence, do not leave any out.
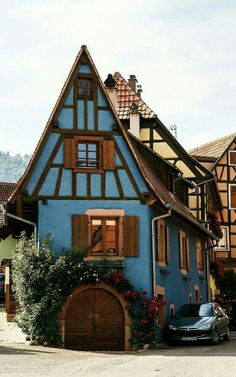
[165,226,170,264]
[179,231,184,269]
[72,215,89,255]
[231,185,236,208]
[186,238,190,271]
[103,140,115,170]
[157,220,165,262]
[123,216,139,257]
[64,138,76,168]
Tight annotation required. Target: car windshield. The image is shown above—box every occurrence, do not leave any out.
[175,303,213,318]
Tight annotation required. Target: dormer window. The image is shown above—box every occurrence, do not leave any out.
[78,78,92,98]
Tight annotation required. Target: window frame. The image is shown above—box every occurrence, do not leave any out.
[215,226,229,251]
[90,216,119,256]
[229,150,236,166]
[77,76,93,99]
[229,184,236,209]
[77,141,99,170]
[74,136,103,173]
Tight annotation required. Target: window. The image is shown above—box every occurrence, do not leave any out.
[229,184,236,209]
[229,150,236,166]
[78,78,92,97]
[196,239,204,272]
[179,230,190,272]
[72,212,139,257]
[91,217,118,255]
[64,136,115,172]
[77,142,99,169]
[157,219,170,264]
[215,226,229,251]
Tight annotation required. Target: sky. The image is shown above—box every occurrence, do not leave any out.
[0,0,236,155]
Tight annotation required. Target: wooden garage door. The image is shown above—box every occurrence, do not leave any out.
[64,288,124,351]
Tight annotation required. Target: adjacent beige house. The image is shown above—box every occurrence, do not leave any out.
[190,132,236,273]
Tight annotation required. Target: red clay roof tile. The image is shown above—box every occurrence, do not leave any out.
[113,72,156,119]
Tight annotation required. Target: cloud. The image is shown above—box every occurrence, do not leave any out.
[0,0,236,154]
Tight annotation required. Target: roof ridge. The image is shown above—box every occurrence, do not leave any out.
[189,132,236,153]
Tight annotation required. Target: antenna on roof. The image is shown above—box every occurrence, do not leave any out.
[169,124,177,139]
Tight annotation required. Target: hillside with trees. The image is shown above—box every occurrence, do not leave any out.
[0,151,31,182]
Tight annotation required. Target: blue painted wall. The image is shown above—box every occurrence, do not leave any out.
[38,199,153,295]
[155,217,207,319]
[38,199,207,317]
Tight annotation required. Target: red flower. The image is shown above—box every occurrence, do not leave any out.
[124,291,138,301]
[141,299,149,306]
[112,272,125,284]
[141,319,149,327]
[134,330,140,337]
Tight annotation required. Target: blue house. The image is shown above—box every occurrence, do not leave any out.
[3,46,219,350]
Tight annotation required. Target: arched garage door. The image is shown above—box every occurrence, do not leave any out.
[64,287,124,351]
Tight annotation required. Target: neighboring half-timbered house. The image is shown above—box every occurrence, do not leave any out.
[105,73,221,226]
[1,46,219,350]
[190,133,236,273]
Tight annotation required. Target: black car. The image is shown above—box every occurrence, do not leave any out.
[168,302,229,345]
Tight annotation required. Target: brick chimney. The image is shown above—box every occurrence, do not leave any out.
[128,75,138,92]
[104,74,117,111]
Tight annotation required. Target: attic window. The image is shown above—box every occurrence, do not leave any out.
[229,150,236,166]
[78,78,92,97]
[77,142,99,169]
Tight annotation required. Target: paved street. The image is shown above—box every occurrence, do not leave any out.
[0,333,236,377]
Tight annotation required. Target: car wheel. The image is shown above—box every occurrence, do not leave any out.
[223,326,230,341]
[212,329,220,345]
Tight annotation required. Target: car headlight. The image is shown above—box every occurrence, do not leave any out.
[169,324,177,330]
[199,324,212,330]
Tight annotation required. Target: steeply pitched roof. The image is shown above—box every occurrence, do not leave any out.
[6,46,216,240]
[0,182,17,203]
[113,72,156,120]
[189,132,236,159]
[0,182,17,225]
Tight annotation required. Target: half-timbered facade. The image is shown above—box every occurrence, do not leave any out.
[105,73,221,226]
[190,133,236,273]
[1,46,219,350]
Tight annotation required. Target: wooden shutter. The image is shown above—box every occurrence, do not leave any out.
[123,216,139,257]
[157,220,165,262]
[103,140,115,170]
[72,215,89,254]
[179,231,184,269]
[64,138,76,168]
[196,239,204,271]
[186,238,190,271]
[231,185,236,208]
[165,226,170,264]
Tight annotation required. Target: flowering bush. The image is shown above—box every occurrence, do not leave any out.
[108,272,165,348]
[12,235,165,349]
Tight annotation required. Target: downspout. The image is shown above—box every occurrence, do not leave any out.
[5,212,38,249]
[151,209,172,296]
